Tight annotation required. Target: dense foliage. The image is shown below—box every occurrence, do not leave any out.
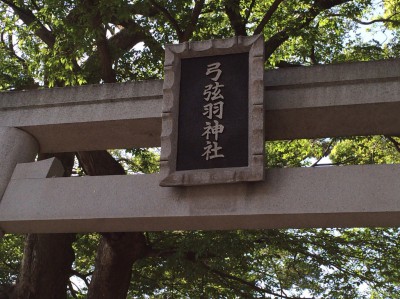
[1,0,400,298]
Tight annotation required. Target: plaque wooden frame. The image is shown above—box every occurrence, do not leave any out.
[160,35,264,186]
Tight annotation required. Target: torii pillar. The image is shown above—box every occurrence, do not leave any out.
[0,127,38,202]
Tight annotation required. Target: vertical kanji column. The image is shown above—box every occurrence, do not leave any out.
[0,127,38,201]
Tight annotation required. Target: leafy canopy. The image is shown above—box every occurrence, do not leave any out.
[1,0,400,298]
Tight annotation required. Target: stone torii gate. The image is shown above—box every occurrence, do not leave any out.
[1,58,400,234]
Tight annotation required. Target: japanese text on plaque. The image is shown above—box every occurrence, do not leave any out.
[201,62,225,160]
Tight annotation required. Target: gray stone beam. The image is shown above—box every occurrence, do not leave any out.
[1,163,399,233]
[0,59,399,152]
[0,81,163,152]
[264,59,400,140]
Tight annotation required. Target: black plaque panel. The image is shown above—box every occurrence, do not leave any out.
[176,53,249,171]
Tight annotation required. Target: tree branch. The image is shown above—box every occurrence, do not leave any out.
[83,19,162,83]
[225,0,247,36]
[70,269,92,288]
[199,261,313,299]
[312,156,356,167]
[182,0,205,41]
[313,0,349,9]
[30,0,41,11]
[1,32,25,64]
[96,27,117,83]
[310,44,319,65]
[328,12,400,26]
[254,0,284,35]
[76,151,125,175]
[109,20,157,55]
[276,60,302,68]
[67,281,79,299]
[83,0,117,83]
[149,0,184,41]
[0,32,39,89]
[385,135,400,153]
[0,0,55,47]
[1,0,84,86]
[264,0,352,60]
[245,0,256,23]
[310,138,335,167]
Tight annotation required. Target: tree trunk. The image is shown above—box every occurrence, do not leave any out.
[13,153,76,299]
[77,151,150,299]
[14,234,75,299]
[87,232,148,299]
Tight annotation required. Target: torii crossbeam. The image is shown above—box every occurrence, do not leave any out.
[1,58,400,233]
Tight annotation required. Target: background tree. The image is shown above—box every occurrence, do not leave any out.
[1,0,400,298]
